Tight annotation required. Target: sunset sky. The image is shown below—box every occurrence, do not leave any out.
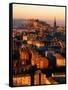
[13,4,65,26]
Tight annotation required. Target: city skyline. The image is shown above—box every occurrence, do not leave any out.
[13,4,65,26]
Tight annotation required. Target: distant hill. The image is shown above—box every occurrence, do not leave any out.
[13,19,29,29]
[13,19,49,29]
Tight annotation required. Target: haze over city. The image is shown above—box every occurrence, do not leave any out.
[13,4,65,26]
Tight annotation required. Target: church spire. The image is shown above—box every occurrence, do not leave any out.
[54,17,56,31]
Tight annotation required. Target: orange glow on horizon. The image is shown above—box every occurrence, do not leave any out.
[13,4,65,21]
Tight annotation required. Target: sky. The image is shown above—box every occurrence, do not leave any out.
[13,4,65,26]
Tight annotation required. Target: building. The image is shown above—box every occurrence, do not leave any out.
[31,51,49,69]
[53,17,57,31]
[53,53,65,67]
[13,74,31,86]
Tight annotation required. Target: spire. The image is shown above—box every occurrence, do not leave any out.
[54,17,56,31]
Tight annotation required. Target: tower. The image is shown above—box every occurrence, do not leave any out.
[53,17,56,31]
